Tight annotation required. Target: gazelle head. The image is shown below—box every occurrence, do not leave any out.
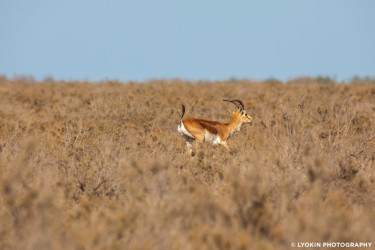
[223,99,253,124]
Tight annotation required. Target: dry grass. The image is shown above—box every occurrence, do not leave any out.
[0,77,374,249]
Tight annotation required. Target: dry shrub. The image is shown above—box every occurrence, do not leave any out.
[0,78,374,249]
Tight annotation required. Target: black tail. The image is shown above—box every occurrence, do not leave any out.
[180,104,185,121]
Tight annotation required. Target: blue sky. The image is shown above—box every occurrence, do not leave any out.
[1,0,374,82]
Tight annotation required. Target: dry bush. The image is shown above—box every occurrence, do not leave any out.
[0,78,374,249]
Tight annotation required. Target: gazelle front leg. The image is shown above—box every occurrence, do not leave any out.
[219,141,230,150]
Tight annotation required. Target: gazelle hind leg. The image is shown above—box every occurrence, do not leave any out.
[186,140,193,155]
[182,135,195,156]
[194,133,206,156]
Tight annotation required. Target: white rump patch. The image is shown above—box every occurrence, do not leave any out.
[178,121,194,138]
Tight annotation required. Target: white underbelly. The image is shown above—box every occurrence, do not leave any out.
[204,131,221,145]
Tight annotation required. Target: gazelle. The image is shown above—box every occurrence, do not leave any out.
[177,99,252,154]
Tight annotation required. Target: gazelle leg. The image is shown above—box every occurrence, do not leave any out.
[185,140,194,155]
[190,133,204,156]
[219,141,230,150]
[195,139,201,150]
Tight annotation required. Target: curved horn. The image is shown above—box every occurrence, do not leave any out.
[223,99,245,111]
[223,99,240,109]
[231,99,245,110]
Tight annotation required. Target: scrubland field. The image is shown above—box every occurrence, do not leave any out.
[0,77,374,250]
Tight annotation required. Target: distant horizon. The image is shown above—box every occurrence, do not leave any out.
[2,73,375,84]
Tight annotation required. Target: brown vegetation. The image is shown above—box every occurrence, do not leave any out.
[0,77,374,249]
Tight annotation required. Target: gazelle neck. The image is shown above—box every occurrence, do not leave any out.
[227,112,242,126]
[225,113,243,139]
